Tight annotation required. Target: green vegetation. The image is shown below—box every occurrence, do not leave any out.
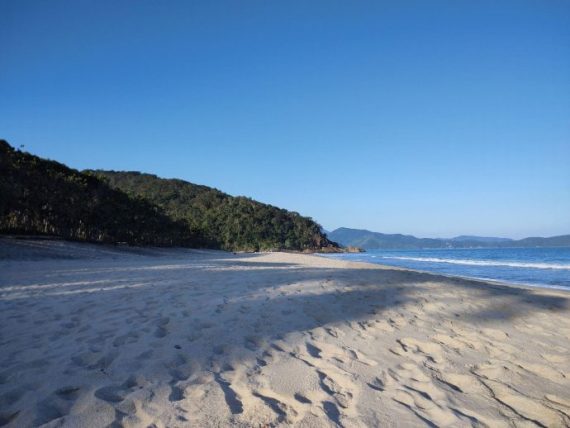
[0,140,338,252]
[90,170,336,252]
[0,140,192,246]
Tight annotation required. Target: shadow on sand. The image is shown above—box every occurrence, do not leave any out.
[1,247,568,426]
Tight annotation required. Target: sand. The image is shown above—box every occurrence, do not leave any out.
[1,238,570,427]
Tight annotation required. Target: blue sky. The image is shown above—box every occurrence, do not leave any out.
[1,1,569,238]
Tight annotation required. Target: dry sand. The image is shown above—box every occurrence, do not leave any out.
[1,238,570,427]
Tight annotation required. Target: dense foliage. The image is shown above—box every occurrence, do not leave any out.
[0,140,338,251]
[90,170,337,252]
[0,140,192,245]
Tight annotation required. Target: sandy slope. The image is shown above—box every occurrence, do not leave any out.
[1,239,569,427]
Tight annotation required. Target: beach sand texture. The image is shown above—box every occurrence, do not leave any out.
[1,239,570,427]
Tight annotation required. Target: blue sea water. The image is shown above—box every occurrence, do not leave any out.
[322,247,570,290]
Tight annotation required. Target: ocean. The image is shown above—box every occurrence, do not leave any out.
[321,247,570,290]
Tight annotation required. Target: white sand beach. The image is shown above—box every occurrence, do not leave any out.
[1,239,569,427]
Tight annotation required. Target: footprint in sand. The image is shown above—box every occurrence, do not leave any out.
[55,386,81,401]
[294,393,312,404]
[253,391,297,424]
[305,342,322,358]
[244,335,265,351]
[373,362,465,427]
[431,333,465,354]
[214,373,244,414]
[173,373,214,411]
[391,388,459,427]
[95,375,150,405]
[34,384,95,427]
[372,319,396,333]
[168,357,200,383]
[187,330,203,342]
[95,385,128,403]
[473,361,516,382]
[213,344,232,355]
[136,350,153,361]
[343,346,378,366]
[153,316,171,338]
[325,326,342,338]
[317,370,354,410]
[112,331,140,347]
[322,401,342,426]
[397,337,445,364]
[71,350,117,371]
[367,371,392,392]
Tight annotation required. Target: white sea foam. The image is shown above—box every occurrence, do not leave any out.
[381,256,570,270]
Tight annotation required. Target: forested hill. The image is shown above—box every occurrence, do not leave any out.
[0,140,192,246]
[89,170,337,252]
[0,140,338,252]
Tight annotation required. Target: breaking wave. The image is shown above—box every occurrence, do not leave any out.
[381,256,570,270]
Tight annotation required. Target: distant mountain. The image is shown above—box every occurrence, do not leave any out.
[515,235,570,247]
[327,228,443,250]
[329,227,570,250]
[0,140,339,252]
[451,235,513,243]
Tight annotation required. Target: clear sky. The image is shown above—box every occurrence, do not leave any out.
[1,1,569,239]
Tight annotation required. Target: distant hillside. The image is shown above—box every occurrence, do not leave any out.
[329,227,570,249]
[327,228,444,249]
[0,140,338,252]
[515,235,570,247]
[451,235,513,243]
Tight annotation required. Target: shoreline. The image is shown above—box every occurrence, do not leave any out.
[317,251,570,293]
[313,252,570,299]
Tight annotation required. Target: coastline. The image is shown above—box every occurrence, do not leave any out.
[310,252,570,307]
[1,240,569,427]
[316,247,570,291]
[331,256,570,294]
